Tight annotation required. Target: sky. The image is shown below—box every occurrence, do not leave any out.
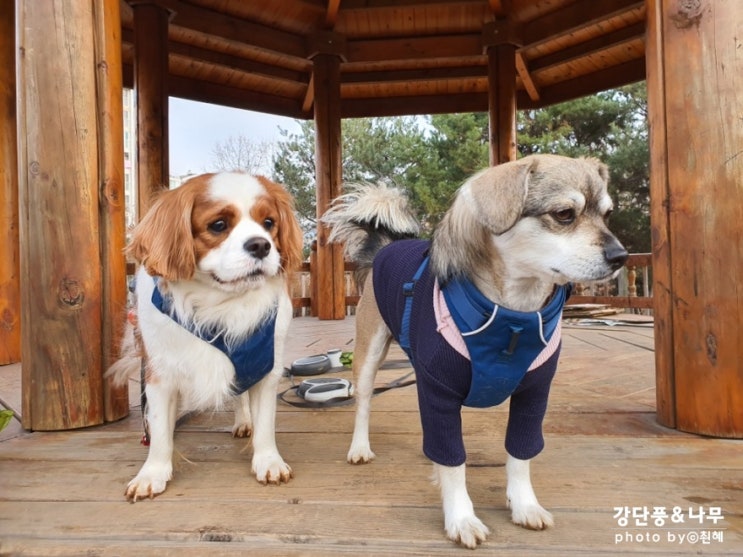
[168,97,302,177]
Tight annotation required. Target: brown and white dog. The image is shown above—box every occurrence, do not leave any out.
[323,155,628,548]
[108,172,302,501]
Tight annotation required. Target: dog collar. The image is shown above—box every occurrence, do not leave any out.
[442,275,569,408]
[150,278,276,394]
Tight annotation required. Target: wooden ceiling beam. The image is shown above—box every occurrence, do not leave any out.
[167,0,306,59]
[122,28,307,83]
[341,77,488,99]
[343,2,641,65]
[341,92,488,118]
[527,22,646,72]
[168,42,307,84]
[517,59,646,109]
[343,56,484,73]
[342,64,487,83]
[515,50,539,101]
[325,0,341,28]
[341,0,478,7]
[530,36,644,85]
[168,74,307,119]
[302,73,315,113]
[523,0,644,47]
[487,0,511,18]
[169,55,306,98]
[347,34,482,63]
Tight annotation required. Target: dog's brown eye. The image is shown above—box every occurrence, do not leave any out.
[263,218,275,231]
[551,209,576,224]
[208,219,228,234]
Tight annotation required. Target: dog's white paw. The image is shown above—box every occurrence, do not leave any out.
[508,500,554,530]
[252,453,293,485]
[445,513,490,549]
[231,422,253,438]
[125,464,172,502]
[347,443,375,464]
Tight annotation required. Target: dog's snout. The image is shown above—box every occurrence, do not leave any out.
[604,237,629,271]
[244,237,271,259]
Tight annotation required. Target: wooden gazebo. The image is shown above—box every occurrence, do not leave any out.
[1,1,740,439]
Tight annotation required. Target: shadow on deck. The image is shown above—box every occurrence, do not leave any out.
[0,315,741,555]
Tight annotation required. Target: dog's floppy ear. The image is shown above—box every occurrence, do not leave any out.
[431,158,536,283]
[467,158,535,234]
[272,184,304,274]
[257,177,304,274]
[127,185,198,280]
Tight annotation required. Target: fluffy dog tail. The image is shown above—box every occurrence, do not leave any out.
[104,319,142,387]
[323,183,420,282]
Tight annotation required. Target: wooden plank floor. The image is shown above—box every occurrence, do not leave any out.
[1,316,741,555]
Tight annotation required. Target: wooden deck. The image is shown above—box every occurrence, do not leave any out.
[1,315,741,555]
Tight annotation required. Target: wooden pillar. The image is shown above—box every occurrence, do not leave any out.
[16,0,127,429]
[95,0,129,422]
[0,0,20,365]
[646,0,743,437]
[483,20,520,165]
[132,1,171,215]
[310,33,346,320]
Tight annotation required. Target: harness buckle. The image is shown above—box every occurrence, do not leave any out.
[503,325,524,356]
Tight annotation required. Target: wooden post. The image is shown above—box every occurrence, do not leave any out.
[0,0,20,365]
[483,20,520,165]
[94,0,129,421]
[646,0,743,437]
[132,1,171,216]
[311,33,346,320]
[16,0,127,429]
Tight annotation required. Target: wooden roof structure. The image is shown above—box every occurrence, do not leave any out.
[119,0,647,119]
[1,0,741,445]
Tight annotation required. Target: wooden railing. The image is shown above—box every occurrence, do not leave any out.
[290,258,360,317]
[567,253,653,311]
[128,253,652,316]
[290,253,653,316]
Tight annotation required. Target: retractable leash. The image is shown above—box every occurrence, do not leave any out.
[297,377,354,402]
[279,369,416,409]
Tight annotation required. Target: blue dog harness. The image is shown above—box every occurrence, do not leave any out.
[441,273,568,407]
[151,279,276,394]
[373,240,567,466]
[398,256,568,408]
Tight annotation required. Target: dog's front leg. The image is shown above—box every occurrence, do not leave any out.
[248,369,292,484]
[506,455,554,530]
[434,463,490,548]
[125,382,177,501]
[232,391,252,438]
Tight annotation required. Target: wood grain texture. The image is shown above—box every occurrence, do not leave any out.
[654,0,743,437]
[94,0,129,422]
[16,0,105,430]
[645,0,676,429]
[313,53,346,320]
[487,44,518,165]
[0,317,741,554]
[0,0,21,365]
[133,2,170,217]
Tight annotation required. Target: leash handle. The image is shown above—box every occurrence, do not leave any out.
[278,371,415,409]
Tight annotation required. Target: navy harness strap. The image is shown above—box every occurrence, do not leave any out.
[398,256,430,362]
[150,278,276,394]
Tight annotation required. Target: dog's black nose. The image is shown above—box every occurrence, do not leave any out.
[244,237,271,259]
[604,238,629,271]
